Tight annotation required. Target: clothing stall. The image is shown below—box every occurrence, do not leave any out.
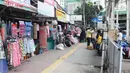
[0,5,40,73]
[0,2,58,73]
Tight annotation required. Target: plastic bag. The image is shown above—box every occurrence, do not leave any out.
[56,43,64,50]
[73,37,78,44]
[87,43,93,50]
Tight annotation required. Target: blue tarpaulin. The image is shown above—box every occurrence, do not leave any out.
[0,59,8,73]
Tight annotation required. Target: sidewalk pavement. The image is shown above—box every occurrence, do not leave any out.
[8,44,79,73]
[122,59,130,73]
[51,43,101,73]
[8,43,101,73]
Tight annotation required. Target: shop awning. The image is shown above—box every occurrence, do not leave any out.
[0,0,37,13]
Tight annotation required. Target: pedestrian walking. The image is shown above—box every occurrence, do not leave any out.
[79,28,86,42]
[86,28,92,47]
[91,28,96,49]
[117,29,123,45]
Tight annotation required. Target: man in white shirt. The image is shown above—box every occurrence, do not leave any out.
[117,30,123,45]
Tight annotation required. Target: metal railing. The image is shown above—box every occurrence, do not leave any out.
[101,38,123,73]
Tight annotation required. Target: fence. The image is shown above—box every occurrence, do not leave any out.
[101,38,123,73]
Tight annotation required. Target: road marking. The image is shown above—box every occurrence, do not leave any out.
[41,44,82,73]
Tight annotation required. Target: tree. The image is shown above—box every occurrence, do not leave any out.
[74,2,103,27]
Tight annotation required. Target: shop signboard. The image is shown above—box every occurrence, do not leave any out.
[4,0,36,12]
[98,16,103,22]
[44,0,54,6]
[38,1,54,17]
[56,9,66,22]
[92,18,98,22]
[70,15,82,21]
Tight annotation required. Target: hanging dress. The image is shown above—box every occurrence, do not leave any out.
[33,23,37,39]
[0,21,6,41]
[19,21,25,37]
[27,38,35,53]
[11,23,18,37]
[39,26,47,49]
[8,41,21,67]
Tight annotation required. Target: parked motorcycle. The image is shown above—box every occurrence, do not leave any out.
[121,41,130,59]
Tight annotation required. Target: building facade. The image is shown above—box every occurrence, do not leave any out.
[66,2,81,14]
[56,0,65,8]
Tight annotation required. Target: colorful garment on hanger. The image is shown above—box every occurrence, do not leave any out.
[23,38,27,54]
[8,41,21,67]
[25,22,32,36]
[18,38,25,57]
[0,21,6,41]
[46,26,50,37]
[6,22,12,36]
[27,38,35,53]
[19,21,25,37]
[52,28,57,40]
[0,34,3,51]
[39,26,47,49]
[11,23,18,37]
[33,23,37,39]
[0,34,5,60]
[58,25,62,32]
[23,38,35,53]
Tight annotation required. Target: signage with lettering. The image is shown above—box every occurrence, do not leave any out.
[56,10,67,22]
[4,0,36,12]
[38,1,54,17]
[44,0,54,6]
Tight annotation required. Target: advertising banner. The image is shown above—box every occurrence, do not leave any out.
[5,0,30,7]
[38,1,54,17]
[4,0,36,12]
[56,10,66,22]
[70,15,82,21]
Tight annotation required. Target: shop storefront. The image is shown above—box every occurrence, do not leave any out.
[0,0,57,73]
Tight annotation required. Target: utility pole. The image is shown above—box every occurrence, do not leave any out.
[111,0,115,29]
[82,0,86,27]
[127,0,130,38]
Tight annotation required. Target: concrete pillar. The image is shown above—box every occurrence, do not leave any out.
[111,0,115,29]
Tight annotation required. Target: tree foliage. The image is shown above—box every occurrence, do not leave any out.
[74,2,103,27]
